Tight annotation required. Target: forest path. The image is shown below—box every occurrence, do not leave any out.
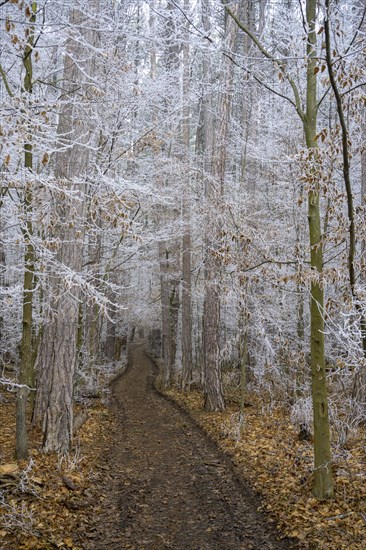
[85,345,294,550]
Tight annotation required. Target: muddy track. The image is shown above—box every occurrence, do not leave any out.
[82,347,295,550]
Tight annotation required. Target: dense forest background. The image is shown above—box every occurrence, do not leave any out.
[1,0,366,509]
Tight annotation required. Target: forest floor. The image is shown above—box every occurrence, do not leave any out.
[1,346,365,549]
[1,346,294,550]
[81,346,294,550]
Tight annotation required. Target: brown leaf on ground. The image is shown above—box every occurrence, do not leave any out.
[164,387,366,549]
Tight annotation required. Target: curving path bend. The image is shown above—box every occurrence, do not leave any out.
[83,347,294,550]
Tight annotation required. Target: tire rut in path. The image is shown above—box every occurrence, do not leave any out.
[85,348,295,550]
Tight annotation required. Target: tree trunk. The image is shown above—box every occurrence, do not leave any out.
[305,0,333,499]
[203,0,237,411]
[33,288,80,453]
[226,0,334,498]
[16,2,37,460]
[352,90,366,402]
[156,1,181,388]
[181,0,193,390]
[33,6,97,453]
[159,244,179,387]
[201,0,224,411]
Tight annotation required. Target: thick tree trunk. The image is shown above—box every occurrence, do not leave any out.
[33,6,97,453]
[34,290,80,453]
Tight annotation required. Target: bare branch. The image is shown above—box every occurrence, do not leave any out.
[341,81,366,98]
[225,5,305,121]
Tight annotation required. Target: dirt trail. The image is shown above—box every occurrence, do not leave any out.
[83,346,294,550]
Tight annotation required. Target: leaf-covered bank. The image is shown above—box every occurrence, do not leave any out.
[163,388,366,549]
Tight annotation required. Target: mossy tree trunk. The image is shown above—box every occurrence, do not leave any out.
[226,0,334,498]
[304,0,333,499]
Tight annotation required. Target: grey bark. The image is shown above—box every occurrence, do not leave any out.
[203,1,237,411]
[201,0,224,411]
[16,2,37,460]
[181,0,193,390]
[157,1,181,387]
[33,7,98,453]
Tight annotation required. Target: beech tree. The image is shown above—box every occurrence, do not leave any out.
[225,0,335,497]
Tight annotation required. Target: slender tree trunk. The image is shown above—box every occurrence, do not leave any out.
[156,1,181,387]
[0,243,5,346]
[305,0,333,499]
[357,112,366,400]
[203,1,238,411]
[201,0,224,411]
[324,0,366,358]
[181,0,193,390]
[159,245,173,386]
[239,302,248,433]
[323,1,366,410]
[105,289,118,361]
[226,0,334,498]
[159,244,180,387]
[16,1,37,460]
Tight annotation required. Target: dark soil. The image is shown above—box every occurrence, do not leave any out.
[81,346,296,550]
